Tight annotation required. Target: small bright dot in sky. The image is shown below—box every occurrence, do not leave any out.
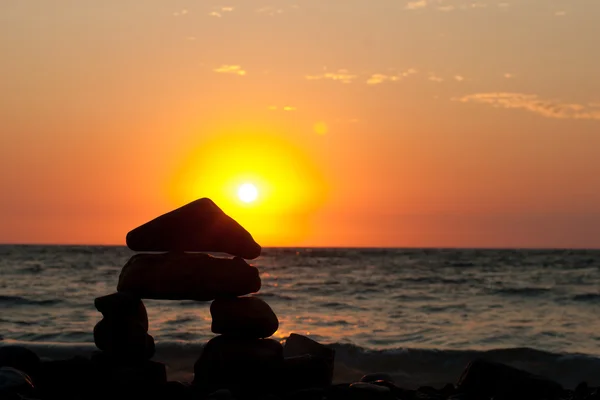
[238,183,258,203]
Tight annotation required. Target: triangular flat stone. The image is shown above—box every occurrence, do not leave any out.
[126,198,261,259]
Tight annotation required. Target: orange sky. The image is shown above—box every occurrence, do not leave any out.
[1,1,600,248]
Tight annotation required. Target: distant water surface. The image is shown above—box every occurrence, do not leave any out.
[2,245,600,387]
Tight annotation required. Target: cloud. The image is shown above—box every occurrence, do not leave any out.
[214,65,246,76]
[504,73,514,79]
[454,75,465,82]
[555,11,567,16]
[406,0,428,10]
[306,69,358,84]
[307,68,417,85]
[429,74,444,82]
[366,69,418,85]
[268,106,297,111]
[209,6,234,17]
[173,9,188,17]
[455,92,600,120]
[368,74,402,85]
[256,6,284,16]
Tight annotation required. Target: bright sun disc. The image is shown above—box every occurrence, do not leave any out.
[238,183,258,203]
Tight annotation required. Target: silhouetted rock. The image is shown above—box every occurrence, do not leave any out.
[349,382,394,399]
[193,335,284,395]
[94,292,149,331]
[117,253,261,301]
[370,381,413,399]
[126,198,262,259]
[93,318,155,360]
[456,359,563,399]
[0,346,40,378]
[36,357,94,400]
[206,388,235,400]
[283,334,335,386]
[156,381,194,400]
[286,387,325,400]
[283,355,333,391]
[89,357,167,399]
[0,366,35,399]
[360,373,394,384]
[415,386,446,399]
[103,360,167,387]
[324,383,353,400]
[211,296,278,338]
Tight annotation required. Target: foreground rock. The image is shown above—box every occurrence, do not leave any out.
[282,334,336,391]
[125,198,262,259]
[0,366,35,398]
[456,358,564,399]
[117,253,261,301]
[193,335,284,395]
[0,343,584,400]
[210,296,278,338]
[0,346,40,379]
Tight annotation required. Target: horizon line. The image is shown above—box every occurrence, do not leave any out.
[0,242,599,251]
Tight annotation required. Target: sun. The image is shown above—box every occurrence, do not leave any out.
[238,183,258,203]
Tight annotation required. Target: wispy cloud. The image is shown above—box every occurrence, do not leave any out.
[555,10,567,17]
[307,68,417,85]
[209,6,234,18]
[256,6,284,16]
[429,74,444,82]
[406,0,428,10]
[409,1,504,12]
[268,106,297,111]
[504,73,514,79]
[306,69,358,84]
[455,92,600,120]
[173,9,188,17]
[366,69,418,85]
[454,75,465,82]
[214,65,246,76]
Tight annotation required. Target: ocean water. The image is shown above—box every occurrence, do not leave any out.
[2,245,600,388]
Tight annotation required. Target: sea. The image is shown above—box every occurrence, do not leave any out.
[2,245,600,389]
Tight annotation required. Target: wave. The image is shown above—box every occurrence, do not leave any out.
[0,295,61,306]
[401,276,473,285]
[572,293,600,303]
[491,287,553,296]
[2,339,599,389]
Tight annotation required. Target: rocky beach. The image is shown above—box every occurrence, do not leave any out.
[2,199,600,399]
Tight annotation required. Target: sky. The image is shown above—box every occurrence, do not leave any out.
[1,0,600,248]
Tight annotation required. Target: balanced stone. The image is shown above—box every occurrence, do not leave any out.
[93,319,155,360]
[210,296,278,338]
[193,335,284,394]
[94,292,148,331]
[117,253,261,301]
[125,198,261,259]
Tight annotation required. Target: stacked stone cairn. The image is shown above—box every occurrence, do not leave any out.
[91,197,335,397]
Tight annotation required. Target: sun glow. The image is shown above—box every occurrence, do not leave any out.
[238,183,258,203]
[169,129,328,245]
